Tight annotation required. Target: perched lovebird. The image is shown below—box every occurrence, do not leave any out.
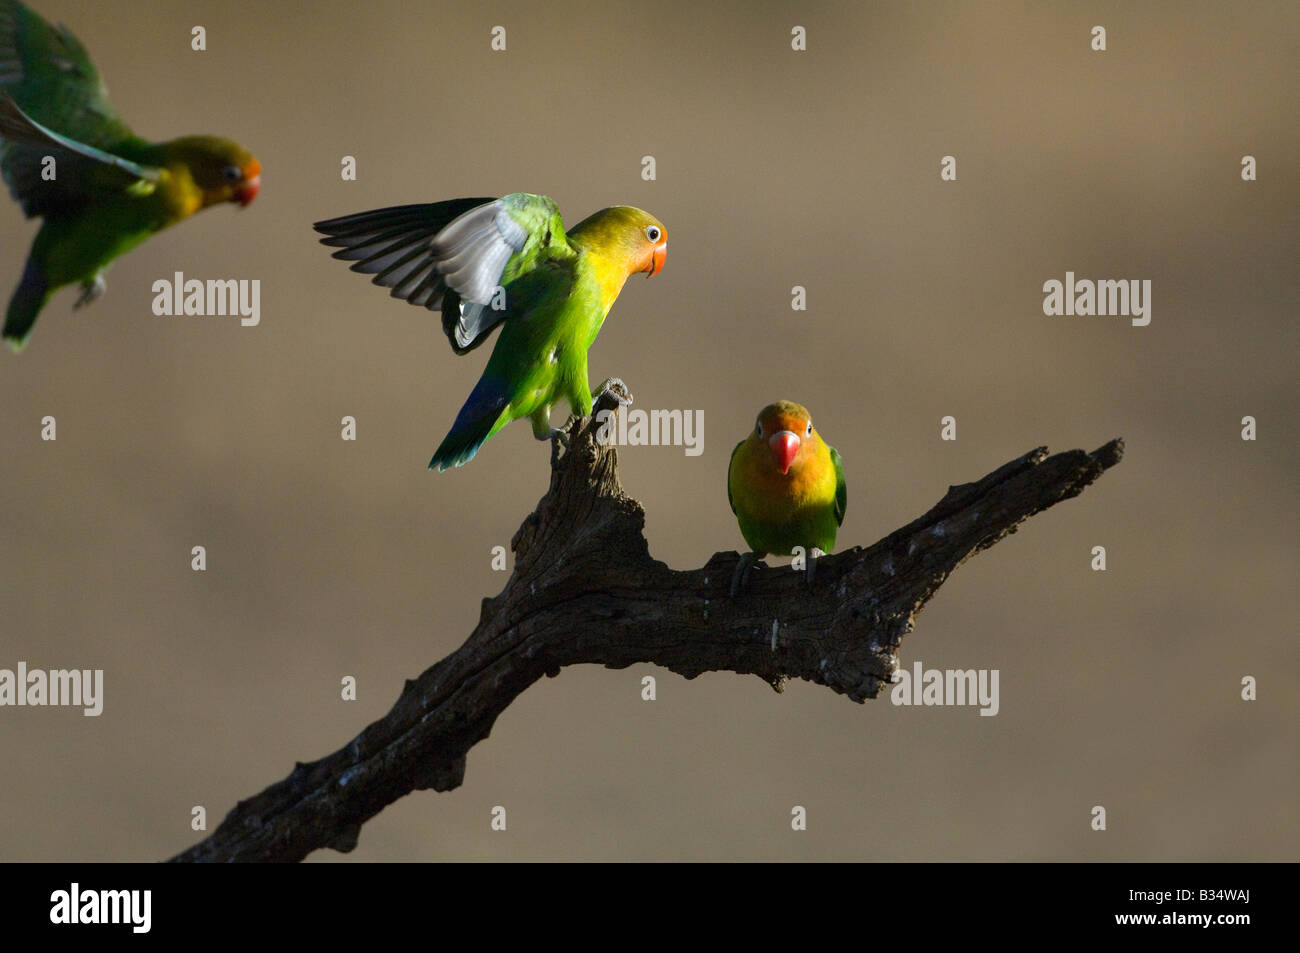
[0,0,260,350]
[313,193,667,470]
[727,401,846,595]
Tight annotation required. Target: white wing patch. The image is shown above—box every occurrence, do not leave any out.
[432,200,528,306]
[454,301,497,349]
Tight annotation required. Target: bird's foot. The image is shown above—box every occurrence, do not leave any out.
[730,551,760,598]
[805,547,826,586]
[591,377,633,407]
[74,275,106,309]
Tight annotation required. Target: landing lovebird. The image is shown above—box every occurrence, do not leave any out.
[313,193,667,470]
[0,0,261,351]
[727,400,846,596]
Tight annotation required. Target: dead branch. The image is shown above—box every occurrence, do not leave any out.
[170,390,1123,862]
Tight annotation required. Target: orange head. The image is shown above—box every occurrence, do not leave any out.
[639,218,667,277]
[751,400,817,475]
[569,205,666,278]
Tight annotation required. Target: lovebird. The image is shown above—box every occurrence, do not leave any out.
[313,193,667,470]
[0,0,261,350]
[727,401,846,595]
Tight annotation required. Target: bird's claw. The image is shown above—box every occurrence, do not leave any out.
[730,551,758,598]
[74,275,106,309]
[591,377,633,407]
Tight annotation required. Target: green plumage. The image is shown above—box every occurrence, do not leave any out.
[0,0,260,350]
[727,401,846,558]
[314,193,667,470]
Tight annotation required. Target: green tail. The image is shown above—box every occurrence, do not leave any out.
[4,254,50,352]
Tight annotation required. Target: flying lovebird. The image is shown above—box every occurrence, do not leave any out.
[313,192,667,470]
[727,400,846,596]
[0,0,261,351]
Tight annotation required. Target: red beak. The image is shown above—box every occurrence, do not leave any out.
[769,430,800,475]
[645,243,665,277]
[236,175,260,207]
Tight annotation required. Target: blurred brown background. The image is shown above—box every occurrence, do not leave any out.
[1,0,1296,861]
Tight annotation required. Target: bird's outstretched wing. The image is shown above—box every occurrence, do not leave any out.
[0,1,154,216]
[314,192,575,355]
[0,0,135,145]
[830,446,847,526]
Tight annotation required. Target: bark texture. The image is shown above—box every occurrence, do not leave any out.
[171,391,1123,862]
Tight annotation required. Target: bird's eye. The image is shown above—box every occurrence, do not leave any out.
[645,225,661,243]
[805,422,812,437]
[756,422,763,438]
[221,165,243,183]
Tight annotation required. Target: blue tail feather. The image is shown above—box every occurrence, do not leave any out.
[4,254,49,352]
[429,376,509,471]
